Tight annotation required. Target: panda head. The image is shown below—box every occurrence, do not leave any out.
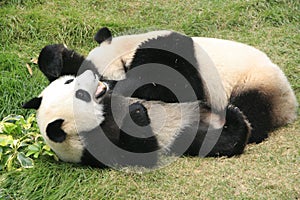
[23,70,108,163]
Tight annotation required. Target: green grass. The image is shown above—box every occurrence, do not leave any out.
[0,0,299,199]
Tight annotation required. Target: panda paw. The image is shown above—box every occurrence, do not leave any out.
[129,102,150,126]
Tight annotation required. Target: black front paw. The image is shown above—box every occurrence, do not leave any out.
[129,102,150,126]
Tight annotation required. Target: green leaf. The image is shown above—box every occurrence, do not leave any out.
[19,141,29,148]
[26,114,36,125]
[0,114,58,171]
[25,151,35,157]
[17,152,33,168]
[42,151,54,156]
[2,123,18,134]
[27,144,40,152]
[33,152,40,159]
[42,144,51,151]
[5,154,14,171]
[22,123,32,130]
[0,134,14,146]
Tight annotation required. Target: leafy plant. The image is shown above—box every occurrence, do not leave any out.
[0,114,58,171]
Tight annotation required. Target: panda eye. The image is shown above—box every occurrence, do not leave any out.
[64,79,74,84]
[76,89,91,102]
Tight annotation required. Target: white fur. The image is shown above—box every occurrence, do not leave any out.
[143,101,200,149]
[192,42,227,112]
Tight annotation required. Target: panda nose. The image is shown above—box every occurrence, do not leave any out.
[95,81,107,99]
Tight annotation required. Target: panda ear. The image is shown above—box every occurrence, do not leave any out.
[22,97,42,110]
[38,44,64,82]
[94,27,112,44]
[46,119,67,143]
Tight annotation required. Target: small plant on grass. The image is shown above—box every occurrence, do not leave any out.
[0,114,58,171]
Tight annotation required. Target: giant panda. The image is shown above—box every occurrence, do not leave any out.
[37,28,298,144]
[23,70,251,168]
[84,28,299,143]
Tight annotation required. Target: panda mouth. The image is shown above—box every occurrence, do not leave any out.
[95,81,107,99]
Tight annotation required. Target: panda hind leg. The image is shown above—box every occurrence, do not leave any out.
[230,89,273,143]
[207,105,251,157]
[179,105,250,157]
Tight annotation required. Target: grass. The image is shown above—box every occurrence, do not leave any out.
[0,0,299,199]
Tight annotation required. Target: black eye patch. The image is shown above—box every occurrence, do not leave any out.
[64,79,74,84]
[76,89,91,102]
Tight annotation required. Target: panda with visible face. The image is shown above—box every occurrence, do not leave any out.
[87,28,298,144]
[23,70,251,168]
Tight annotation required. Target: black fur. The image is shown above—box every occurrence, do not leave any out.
[94,27,112,44]
[230,89,273,143]
[126,32,205,103]
[75,89,92,103]
[81,149,108,168]
[79,126,114,168]
[118,102,158,167]
[100,95,158,154]
[169,105,250,157]
[119,102,158,153]
[205,105,250,157]
[128,102,151,126]
[46,119,67,143]
[38,44,85,82]
[99,95,122,145]
[22,97,42,110]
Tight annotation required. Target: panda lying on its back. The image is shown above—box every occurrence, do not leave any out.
[23,70,250,168]
[38,28,298,144]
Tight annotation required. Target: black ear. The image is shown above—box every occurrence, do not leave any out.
[22,97,42,110]
[38,44,65,82]
[38,44,85,82]
[46,119,67,143]
[94,27,112,44]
